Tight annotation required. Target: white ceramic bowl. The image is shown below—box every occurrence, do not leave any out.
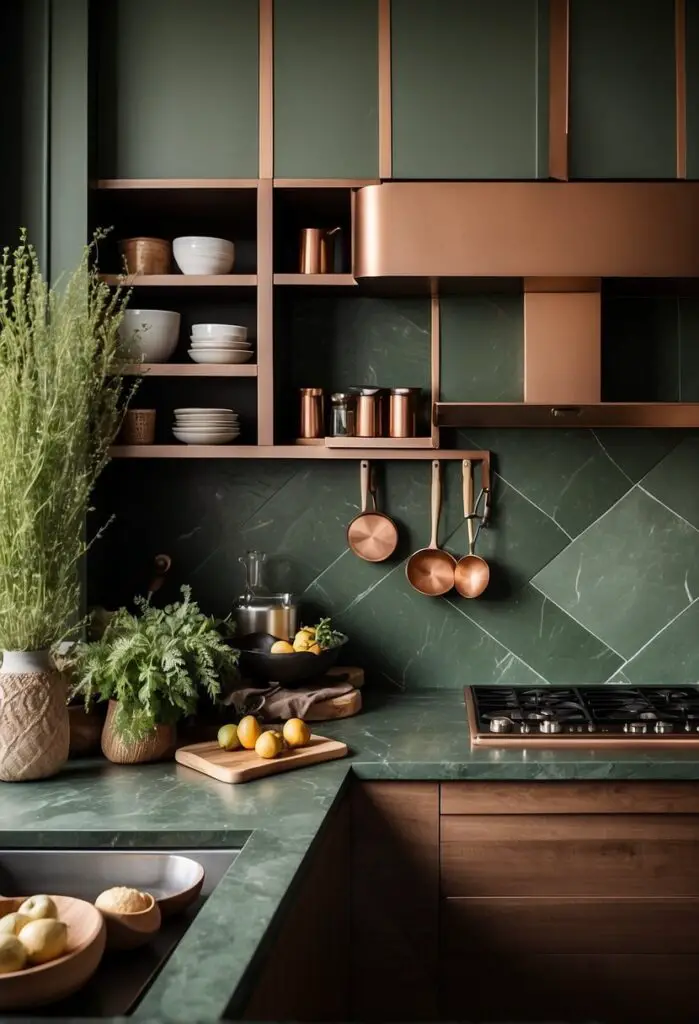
[119,310,181,363]
[189,337,251,347]
[175,407,236,415]
[173,428,239,445]
[173,237,235,275]
[174,413,239,422]
[191,323,247,341]
[188,350,253,364]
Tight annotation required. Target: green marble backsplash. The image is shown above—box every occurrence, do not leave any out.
[89,293,699,689]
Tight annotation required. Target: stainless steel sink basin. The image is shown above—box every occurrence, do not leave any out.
[0,847,239,1018]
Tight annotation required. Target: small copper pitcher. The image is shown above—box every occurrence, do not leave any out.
[299,227,341,274]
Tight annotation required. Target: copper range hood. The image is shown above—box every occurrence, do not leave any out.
[354,183,699,427]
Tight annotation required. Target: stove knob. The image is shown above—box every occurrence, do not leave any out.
[587,723,597,733]
[686,722,694,732]
[654,721,673,734]
[489,717,513,734]
[624,721,648,734]
[519,722,532,734]
[539,719,562,734]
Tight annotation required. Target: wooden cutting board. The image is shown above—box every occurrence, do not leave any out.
[175,734,348,784]
[304,666,364,721]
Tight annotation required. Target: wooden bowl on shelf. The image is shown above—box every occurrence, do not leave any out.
[0,894,106,1011]
[96,891,162,951]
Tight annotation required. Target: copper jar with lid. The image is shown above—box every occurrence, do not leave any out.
[329,392,356,436]
[351,387,387,437]
[389,387,421,437]
[299,388,324,438]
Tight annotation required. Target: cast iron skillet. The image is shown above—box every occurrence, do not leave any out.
[235,632,348,687]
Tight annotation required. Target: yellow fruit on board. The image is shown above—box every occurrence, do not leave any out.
[292,632,311,652]
[0,934,26,973]
[308,643,321,655]
[18,919,68,965]
[270,640,294,654]
[18,895,57,922]
[238,715,263,749]
[283,718,311,748]
[255,730,284,759]
[217,723,241,751]
[0,913,30,937]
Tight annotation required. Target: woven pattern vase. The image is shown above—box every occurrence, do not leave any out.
[101,700,176,764]
[0,652,70,781]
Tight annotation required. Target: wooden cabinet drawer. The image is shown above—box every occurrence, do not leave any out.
[440,953,699,1022]
[441,814,699,896]
[440,781,699,815]
[442,897,699,954]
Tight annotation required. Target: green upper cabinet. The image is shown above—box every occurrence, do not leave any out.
[391,0,547,180]
[95,0,258,179]
[273,0,379,179]
[687,0,699,178]
[569,0,676,179]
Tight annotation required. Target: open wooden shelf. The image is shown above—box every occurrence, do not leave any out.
[95,178,258,190]
[100,274,257,287]
[122,364,257,377]
[273,273,357,287]
[110,445,488,460]
[435,401,699,428]
[323,436,436,448]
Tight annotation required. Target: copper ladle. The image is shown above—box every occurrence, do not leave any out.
[454,459,490,598]
[406,460,456,596]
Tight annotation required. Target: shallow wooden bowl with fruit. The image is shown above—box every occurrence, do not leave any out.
[237,629,348,687]
[0,895,105,1011]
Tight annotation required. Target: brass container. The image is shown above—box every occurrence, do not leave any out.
[119,237,171,275]
[389,387,421,437]
[299,227,341,274]
[352,387,386,437]
[299,388,324,438]
[122,409,156,445]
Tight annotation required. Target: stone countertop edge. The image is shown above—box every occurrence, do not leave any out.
[3,688,699,1024]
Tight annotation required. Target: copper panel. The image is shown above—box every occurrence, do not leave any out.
[524,290,601,404]
[430,290,440,447]
[378,0,392,179]
[354,182,699,278]
[524,277,600,293]
[436,402,699,429]
[548,0,569,180]
[676,0,687,179]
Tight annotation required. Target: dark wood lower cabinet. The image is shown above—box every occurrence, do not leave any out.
[240,781,699,1022]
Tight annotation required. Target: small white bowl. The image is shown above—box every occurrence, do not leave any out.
[175,407,236,415]
[189,338,251,348]
[191,323,247,341]
[119,310,181,363]
[173,429,239,445]
[188,349,253,365]
[173,237,235,275]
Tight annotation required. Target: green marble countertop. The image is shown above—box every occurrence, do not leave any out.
[4,687,699,1024]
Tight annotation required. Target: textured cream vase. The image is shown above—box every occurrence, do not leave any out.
[0,651,70,781]
[101,700,175,764]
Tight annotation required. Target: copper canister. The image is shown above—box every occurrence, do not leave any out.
[299,227,342,274]
[299,388,324,438]
[352,387,386,437]
[389,387,420,437]
[119,237,171,275]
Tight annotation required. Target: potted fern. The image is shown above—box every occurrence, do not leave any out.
[70,586,239,764]
[0,233,131,781]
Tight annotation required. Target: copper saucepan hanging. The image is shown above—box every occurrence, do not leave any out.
[405,460,456,596]
[347,460,398,562]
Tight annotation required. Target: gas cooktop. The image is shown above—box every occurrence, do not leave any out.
[466,685,699,746]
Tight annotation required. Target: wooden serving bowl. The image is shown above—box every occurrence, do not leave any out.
[97,891,162,950]
[0,894,106,1011]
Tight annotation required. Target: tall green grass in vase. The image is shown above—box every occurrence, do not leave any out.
[0,231,132,653]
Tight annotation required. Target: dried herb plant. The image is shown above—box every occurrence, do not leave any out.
[0,232,131,651]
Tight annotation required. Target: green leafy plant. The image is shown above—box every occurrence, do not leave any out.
[0,230,133,651]
[314,618,344,650]
[70,586,239,742]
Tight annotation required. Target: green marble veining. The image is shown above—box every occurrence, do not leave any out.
[6,690,699,1024]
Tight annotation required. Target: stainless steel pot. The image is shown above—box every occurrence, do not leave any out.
[234,595,298,641]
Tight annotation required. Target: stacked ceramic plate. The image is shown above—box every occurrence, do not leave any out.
[172,408,240,445]
[189,323,253,365]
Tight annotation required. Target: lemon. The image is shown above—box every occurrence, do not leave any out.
[18,919,68,965]
[238,715,263,749]
[217,723,240,751]
[270,640,294,654]
[255,730,284,759]
[283,718,311,748]
[0,913,30,937]
[18,895,57,922]
[293,632,312,652]
[0,934,26,973]
[299,626,316,639]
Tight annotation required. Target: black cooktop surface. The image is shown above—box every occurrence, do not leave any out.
[469,685,699,737]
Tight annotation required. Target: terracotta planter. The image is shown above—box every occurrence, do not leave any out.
[101,700,175,764]
[0,651,70,781]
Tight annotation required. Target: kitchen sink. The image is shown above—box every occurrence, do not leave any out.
[0,847,240,1018]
